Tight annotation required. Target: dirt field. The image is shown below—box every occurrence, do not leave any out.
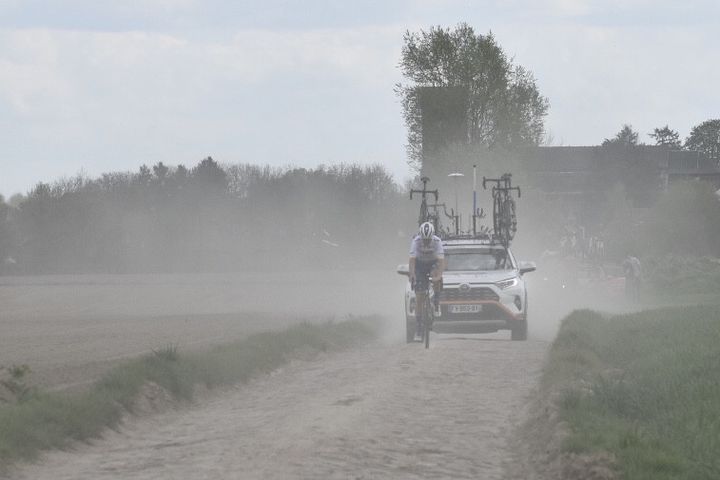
[8,337,547,480]
[1,270,576,390]
[0,271,405,390]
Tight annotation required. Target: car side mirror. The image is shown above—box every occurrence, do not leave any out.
[518,261,537,275]
[397,264,410,277]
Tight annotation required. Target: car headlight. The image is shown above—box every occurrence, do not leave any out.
[495,277,519,290]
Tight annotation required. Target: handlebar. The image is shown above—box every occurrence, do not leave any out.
[410,176,439,201]
[410,188,439,201]
[483,174,521,198]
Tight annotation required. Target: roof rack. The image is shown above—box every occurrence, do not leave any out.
[442,231,490,240]
[408,172,522,248]
[441,232,504,245]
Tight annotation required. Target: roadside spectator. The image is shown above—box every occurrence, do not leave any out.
[623,254,642,301]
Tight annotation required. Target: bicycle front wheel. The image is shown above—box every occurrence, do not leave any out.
[423,297,433,349]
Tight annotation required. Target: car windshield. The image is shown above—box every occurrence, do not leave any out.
[445,249,513,271]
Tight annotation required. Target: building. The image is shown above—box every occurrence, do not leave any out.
[521,146,720,202]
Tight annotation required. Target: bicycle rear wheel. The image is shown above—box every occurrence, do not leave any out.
[492,194,501,236]
[419,200,429,225]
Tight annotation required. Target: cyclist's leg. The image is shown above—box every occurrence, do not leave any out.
[414,260,432,339]
[633,277,641,301]
[424,294,432,348]
[431,280,442,309]
[430,262,442,309]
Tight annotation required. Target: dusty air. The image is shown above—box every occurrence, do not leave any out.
[1,13,720,480]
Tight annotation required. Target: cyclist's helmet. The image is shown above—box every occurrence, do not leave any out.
[419,222,435,240]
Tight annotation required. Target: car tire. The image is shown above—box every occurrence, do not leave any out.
[511,319,527,341]
[406,319,415,343]
[511,295,528,341]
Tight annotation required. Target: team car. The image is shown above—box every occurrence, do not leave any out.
[398,237,536,342]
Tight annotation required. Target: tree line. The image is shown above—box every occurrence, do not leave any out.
[3,23,718,275]
[604,120,720,161]
[0,159,413,274]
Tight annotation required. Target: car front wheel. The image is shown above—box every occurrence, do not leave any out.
[510,319,527,341]
[406,318,415,343]
[511,295,528,341]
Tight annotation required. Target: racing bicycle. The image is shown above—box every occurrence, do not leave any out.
[413,271,439,349]
[410,176,439,228]
[483,173,521,247]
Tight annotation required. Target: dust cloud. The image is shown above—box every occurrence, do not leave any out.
[2,155,716,480]
[0,158,651,390]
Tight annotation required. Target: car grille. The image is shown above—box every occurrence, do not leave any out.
[441,287,499,302]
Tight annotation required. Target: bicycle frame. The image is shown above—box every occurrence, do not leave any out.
[410,176,439,228]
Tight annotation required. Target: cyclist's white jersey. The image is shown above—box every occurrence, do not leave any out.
[409,235,444,263]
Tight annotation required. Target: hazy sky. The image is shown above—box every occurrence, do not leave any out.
[2,0,719,196]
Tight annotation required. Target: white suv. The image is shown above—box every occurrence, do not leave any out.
[398,238,536,342]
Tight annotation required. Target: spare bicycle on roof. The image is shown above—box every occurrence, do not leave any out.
[482,173,521,247]
[409,176,438,227]
[409,176,465,237]
[408,171,522,247]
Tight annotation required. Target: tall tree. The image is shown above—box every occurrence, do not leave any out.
[398,23,549,171]
[192,156,228,191]
[137,165,152,186]
[649,125,681,148]
[153,162,169,183]
[602,124,639,147]
[685,119,720,163]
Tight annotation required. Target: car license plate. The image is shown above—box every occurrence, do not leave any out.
[449,304,482,314]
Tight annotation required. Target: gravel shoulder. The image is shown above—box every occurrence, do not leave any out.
[8,337,547,480]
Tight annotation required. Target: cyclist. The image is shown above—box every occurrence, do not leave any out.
[409,222,445,340]
[622,253,642,301]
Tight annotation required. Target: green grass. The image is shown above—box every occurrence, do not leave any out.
[643,255,720,299]
[0,317,377,470]
[543,307,720,479]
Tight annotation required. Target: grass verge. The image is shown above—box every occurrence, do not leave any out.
[542,306,720,479]
[0,317,377,470]
[643,255,720,299]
